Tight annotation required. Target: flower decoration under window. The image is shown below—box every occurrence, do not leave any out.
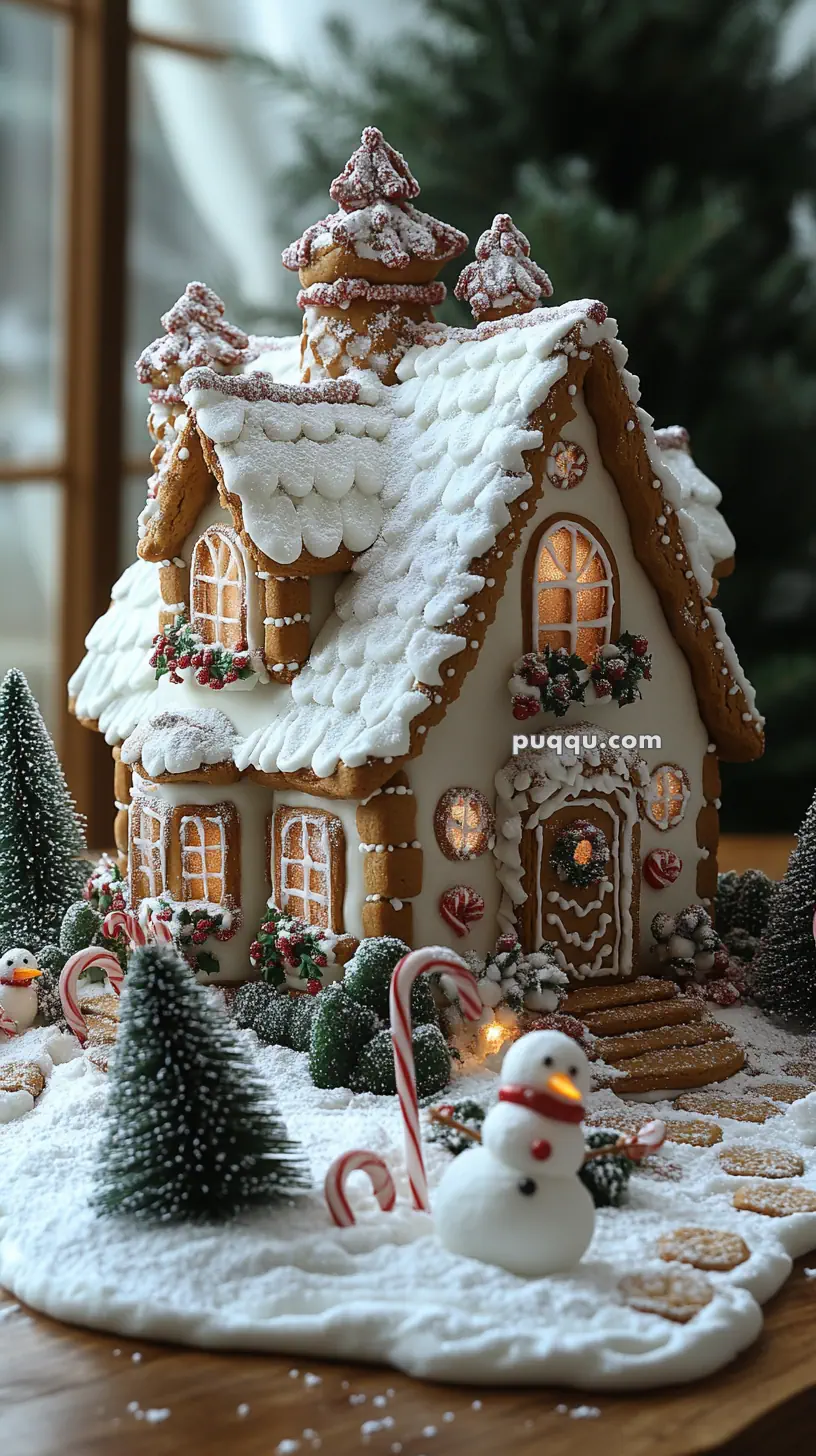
[509,633,651,719]
[549,821,610,888]
[644,764,690,831]
[249,899,338,988]
[434,788,495,861]
[150,612,255,690]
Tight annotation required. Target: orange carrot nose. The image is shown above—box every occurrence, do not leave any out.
[12,967,41,984]
[547,1071,582,1102]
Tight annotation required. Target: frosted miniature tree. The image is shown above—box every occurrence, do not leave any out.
[455,214,553,321]
[0,669,88,951]
[329,125,420,210]
[94,943,307,1223]
[135,281,249,402]
[755,789,816,1023]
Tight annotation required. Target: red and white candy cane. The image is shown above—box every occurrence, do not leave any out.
[102,908,173,949]
[390,948,482,1213]
[59,948,125,1046]
[324,1150,397,1228]
[0,1004,17,1039]
[619,1118,666,1163]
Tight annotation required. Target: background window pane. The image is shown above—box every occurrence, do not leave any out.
[0,484,63,734]
[0,3,66,464]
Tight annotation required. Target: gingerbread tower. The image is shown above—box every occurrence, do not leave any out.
[282,128,468,384]
[454,214,553,324]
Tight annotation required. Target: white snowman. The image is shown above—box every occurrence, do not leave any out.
[433,1029,595,1278]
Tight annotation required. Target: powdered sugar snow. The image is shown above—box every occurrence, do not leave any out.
[0,1006,815,1391]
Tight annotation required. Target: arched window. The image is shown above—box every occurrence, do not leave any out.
[191,527,247,650]
[644,764,690,831]
[531,518,616,661]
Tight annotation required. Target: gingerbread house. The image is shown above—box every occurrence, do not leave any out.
[69,128,763,984]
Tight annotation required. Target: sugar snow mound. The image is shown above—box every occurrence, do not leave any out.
[0,1011,814,1389]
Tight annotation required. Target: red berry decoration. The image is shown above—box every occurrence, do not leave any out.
[512,693,540,721]
[643,848,682,889]
[306,979,322,996]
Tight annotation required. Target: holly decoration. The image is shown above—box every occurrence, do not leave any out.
[589,633,651,706]
[150,613,254,691]
[146,900,237,976]
[249,900,333,988]
[510,633,651,719]
[549,821,610,889]
[510,646,587,720]
[83,854,127,915]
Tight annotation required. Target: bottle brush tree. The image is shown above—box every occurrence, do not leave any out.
[0,668,88,952]
[94,943,307,1223]
[755,788,816,1024]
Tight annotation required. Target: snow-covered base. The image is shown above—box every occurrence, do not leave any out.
[1,1005,815,1391]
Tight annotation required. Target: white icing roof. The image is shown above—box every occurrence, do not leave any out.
[183,379,391,565]
[658,441,736,593]
[68,558,163,744]
[72,302,761,768]
[122,707,239,779]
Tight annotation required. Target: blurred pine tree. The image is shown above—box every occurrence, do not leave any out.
[265,0,816,831]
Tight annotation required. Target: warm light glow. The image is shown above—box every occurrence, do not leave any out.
[573,838,593,866]
[647,765,688,830]
[482,1021,508,1052]
[535,522,613,657]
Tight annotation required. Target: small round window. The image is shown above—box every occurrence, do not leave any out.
[644,764,689,831]
[434,787,495,861]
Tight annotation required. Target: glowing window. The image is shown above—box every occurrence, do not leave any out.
[191,526,247,650]
[273,807,345,931]
[534,521,614,661]
[435,788,495,861]
[179,809,235,905]
[645,765,689,831]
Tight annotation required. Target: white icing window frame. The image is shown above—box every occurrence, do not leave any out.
[434,787,495,862]
[643,764,690,832]
[190,526,247,648]
[534,519,614,656]
[179,813,227,904]
[272,806,345,931]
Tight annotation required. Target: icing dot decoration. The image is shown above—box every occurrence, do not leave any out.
[439,885,486,938]
[546,440,588,491]
[643,848,683,890]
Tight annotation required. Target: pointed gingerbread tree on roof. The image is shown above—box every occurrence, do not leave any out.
[282,127,467,384]
[136,281,249,405]
[455,214,553,323]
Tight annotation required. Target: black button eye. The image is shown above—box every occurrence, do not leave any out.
[518,1178,537,1197]
[569,1066,578,1077]
[543,1056,553,1067]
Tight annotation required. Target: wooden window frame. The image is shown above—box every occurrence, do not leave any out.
[271,806,345,932]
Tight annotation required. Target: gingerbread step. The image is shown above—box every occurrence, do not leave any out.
[609,1038,746,1095]
[595,1020,731,1065]
[562,978,678,1018]
[582,997,703,1038]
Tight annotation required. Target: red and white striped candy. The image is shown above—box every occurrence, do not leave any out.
[619,1118,666,1162]
[643,849,682,889]
[103,907,174,947]
[59,948,125,1046]
[439,885,485,938]
[390,947,482,1213]
[324,1149,397,1228]
[0,1004,17,1039]
[149,914,174,944]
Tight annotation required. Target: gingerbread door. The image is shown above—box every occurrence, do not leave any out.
[519,792,640,980]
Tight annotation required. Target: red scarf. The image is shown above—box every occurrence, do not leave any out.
[498,1083,585,1125]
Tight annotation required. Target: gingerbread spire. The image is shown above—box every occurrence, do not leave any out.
[282,127,467,384]
[455,215,553,323]
[136,282,249,406]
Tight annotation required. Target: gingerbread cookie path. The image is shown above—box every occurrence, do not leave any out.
[1,1001,815,1392]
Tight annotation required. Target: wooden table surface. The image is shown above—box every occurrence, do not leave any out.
[1,834,811,1456]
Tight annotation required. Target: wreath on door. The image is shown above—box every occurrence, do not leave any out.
[549,820,610,889]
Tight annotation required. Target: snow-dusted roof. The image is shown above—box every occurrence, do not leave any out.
[68,559,163,743]
[182,369,391,565]
[655,427,736,594]
[72,301,763,776]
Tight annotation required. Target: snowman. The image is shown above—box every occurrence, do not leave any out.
[433,1029,595,1278]
[0,948,42,1034]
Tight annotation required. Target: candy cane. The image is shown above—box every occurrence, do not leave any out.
[149,914,174,944]
[0,1004,17,1039]
[618,1119,667,1163]
[102,908,146,948]
[324,1150,397,1228]
[59,948,125,1045]
[390,948,482,1213]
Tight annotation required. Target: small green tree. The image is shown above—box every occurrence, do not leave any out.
[0,669,88,951]
[94,944,306,1223]
[755,790,816,1024]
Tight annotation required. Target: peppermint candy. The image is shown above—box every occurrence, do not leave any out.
[439,885,485,937]
[643,848,682,889]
